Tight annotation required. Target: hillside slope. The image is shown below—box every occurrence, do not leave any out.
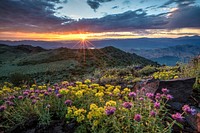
[0,45,158,82]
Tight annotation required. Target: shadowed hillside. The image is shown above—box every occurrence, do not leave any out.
[0,44,158,82]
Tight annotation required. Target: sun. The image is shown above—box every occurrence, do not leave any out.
[80,34,87,41]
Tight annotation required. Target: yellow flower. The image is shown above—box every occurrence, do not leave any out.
[59,88,69,95]
[74,108,86,116]
[81,84,88,89]
[106,86,114,92]
[39,94,44,97]
[174,76,179,79]
[2,86,11,93]
[95,92,104,97]
[77,114,85,123]
[113,88,120,96]
[121,88,130,94]
[68,86,73,89]
[84,79,91,84]
[0,90,3,95]
[14,87,21,91]
[90,83,99,88]
[30,88,34,91]
[87,106,105,120]
[75,90,83,98]
[98,86,105,92]
[87,112,93,120]
[42,85,46,89]
[106,100,116,106]
[32,84,36,88]
[38,86,43,90]
[76,81,82,86]
[62,81,69,85]
[105,84,111,88]
[93,120,99,127]
[90,104,98,110]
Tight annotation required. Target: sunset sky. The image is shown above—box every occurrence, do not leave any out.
[0,0,200,41]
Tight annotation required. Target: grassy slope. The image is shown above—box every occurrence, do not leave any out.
[0,44,158,81]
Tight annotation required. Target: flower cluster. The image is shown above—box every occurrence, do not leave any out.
[0,80,193,133]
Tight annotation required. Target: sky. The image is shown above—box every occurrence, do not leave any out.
[0,0,200,41]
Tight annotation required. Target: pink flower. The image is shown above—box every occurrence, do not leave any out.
[0,105,6,112]
[35,90,40,93]
[146,93,154,99]
[134,114,142,122]
[162,88,169,94]
[155,93,161,100]
[30,95,35,99]
[56,94,62,98]
[182,105,196,115]
[150,110,156,117]
[5,101,14,106]
[18,96,24,100]
[32,100,37,105]
[122,102,132,109]
[23,91,29,96]
[128,92,136,98]
[166,94,173,100]
[8,96,15,100]
[141,87,146,92]
[139,97,144,101]
[105,107,116,116]
[65,100,72,106]
[44,91,49,96]
[154,102,160,109]
[47,88,52,92]
[172,113,184,122]
[161,94,166,98]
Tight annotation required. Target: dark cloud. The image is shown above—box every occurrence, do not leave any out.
[60,6,200,32]
[60,9,168,32]
[160,0,195,8]
[0,0,199,34]
[87,0,100,11]
[87,0,114,11]
[112,6,119,9]
[167,6,200,28]
[145,5,157,9]
[0,0,71,32]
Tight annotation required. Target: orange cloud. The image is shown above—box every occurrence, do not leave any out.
[0,28,199,41]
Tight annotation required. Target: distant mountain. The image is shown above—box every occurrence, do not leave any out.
[1,35,200,50]
[132,44,200,66]
[0,44,158,82]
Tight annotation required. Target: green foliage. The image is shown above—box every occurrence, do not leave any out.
[138,65,157,76]
[193,77,200,91]
[153,66,180,80]
[1,77,194,133]
[179,56,200,91]
[9,73,30,86]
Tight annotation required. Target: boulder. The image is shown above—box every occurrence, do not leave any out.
[155,78,196,103]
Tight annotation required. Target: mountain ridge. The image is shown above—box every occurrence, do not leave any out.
[0,44,158,82]
[1,35,200,50]
[132,44,200,65]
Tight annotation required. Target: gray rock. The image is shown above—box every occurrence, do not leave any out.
[169,102,184,111]
[156,78,196,103]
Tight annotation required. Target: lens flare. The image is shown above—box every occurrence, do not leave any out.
[80,34,87,41]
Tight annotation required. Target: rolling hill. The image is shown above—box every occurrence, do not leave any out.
[0,44,158,82]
